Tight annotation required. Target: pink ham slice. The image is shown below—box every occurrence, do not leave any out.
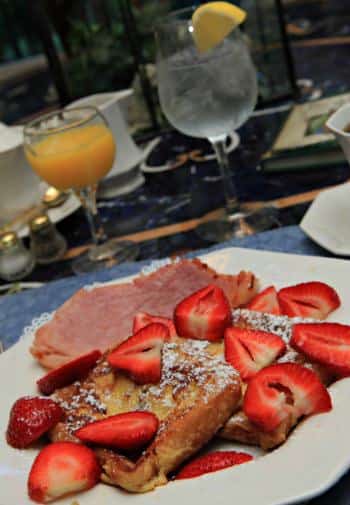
[31,259,258,369]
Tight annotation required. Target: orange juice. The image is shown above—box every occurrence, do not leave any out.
[25,124,116,190]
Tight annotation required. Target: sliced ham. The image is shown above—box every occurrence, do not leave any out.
[31,259,258,369]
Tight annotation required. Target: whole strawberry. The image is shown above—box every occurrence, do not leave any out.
[6,396,63,449]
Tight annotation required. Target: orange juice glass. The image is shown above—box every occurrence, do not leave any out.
[24,107,138,274]
[26,123,115,190]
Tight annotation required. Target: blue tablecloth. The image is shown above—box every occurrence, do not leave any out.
[1,224,349,505]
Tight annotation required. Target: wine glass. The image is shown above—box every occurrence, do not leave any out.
[24,107,139,274]
[155,7,277,241]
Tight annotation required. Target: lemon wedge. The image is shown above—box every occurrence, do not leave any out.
[192,2,247,53]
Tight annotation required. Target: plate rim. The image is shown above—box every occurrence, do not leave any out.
[2,246,350,505]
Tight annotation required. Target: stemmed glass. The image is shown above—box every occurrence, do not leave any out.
[24,107,138,274]
[155,7,277,241]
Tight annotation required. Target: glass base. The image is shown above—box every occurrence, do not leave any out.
[196,207,279,243]
[72,239,139,275]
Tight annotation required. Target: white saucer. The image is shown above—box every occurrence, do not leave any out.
[300,182,350,255]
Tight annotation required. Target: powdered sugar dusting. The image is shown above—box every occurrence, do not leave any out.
[232,309,315,343]
[139,339,237,410]
[53,338,237,436]
[53,381,107,433]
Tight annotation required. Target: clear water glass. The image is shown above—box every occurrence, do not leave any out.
[155,7,277,241]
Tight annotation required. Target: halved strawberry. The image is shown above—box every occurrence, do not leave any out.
[278,281,340,320]
[246,286,281,315]
[243,363,332,432]
[291,323,350,377]
[6,397,63,449]
[176,451,253,479]
[37,350,102,395]
[108,323,168,384]
[75,411,158,451]
[174,284,231,341]
[133,312,176,338]
[28,442,100,503]
[224,327,286,381]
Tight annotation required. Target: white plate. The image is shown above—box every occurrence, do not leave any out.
[1,247,350,505]
[300,183,350,256]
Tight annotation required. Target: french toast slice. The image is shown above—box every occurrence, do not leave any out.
[50,337,241,492]
[218,309,334,450]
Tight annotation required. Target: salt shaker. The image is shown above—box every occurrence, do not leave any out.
[30,214,67,264]
[0,231,35,281]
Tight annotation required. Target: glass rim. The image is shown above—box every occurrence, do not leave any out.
[154,5,195,30]
[23,106,101,138]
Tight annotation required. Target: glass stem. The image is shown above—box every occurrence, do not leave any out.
[75,185,107,246]
[211,138,240,216]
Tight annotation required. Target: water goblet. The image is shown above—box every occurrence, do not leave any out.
[155,7,277,241]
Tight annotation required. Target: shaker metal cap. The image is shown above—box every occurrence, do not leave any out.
[42,187,68,208]
[30,214,50,232]
[0,231,18,249]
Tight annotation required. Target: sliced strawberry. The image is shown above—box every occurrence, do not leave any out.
[174,284,231,341]
[108,323,168,384]
[243,363,332,432]
[278,281,340,320]
[6,397,63,449]
[246,286,281,315]
[75,411,158,451]
[291,323,350,376]
[176,451,253,479]
[133,312,176,338]
[37,350,102,395]
[224,327,286,381]
[28,441,100,503]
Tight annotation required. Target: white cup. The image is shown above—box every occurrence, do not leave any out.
[0,124,41,226]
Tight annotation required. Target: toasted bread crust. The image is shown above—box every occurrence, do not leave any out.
[97,379,240,492]
[50,337,241,492]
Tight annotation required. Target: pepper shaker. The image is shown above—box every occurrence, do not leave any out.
[30,214,67,264]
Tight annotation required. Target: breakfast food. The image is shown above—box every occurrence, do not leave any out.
[243,363,332,433]
[5,264,348,503]
[27,442,100,503]
[75,411,159,451]
[133,312,177,336]
[6,397,63,449]
[246,286,281,315]
[218,308,335,449]
[50,335,241,492]
[174,284,232,341]
[31,259,258,369]
[176,450,253,479]
[291,322,350,376]
[107,323,170,384]
[37,350,102,395]
[224,327,286,380]
[278,281,340,319]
